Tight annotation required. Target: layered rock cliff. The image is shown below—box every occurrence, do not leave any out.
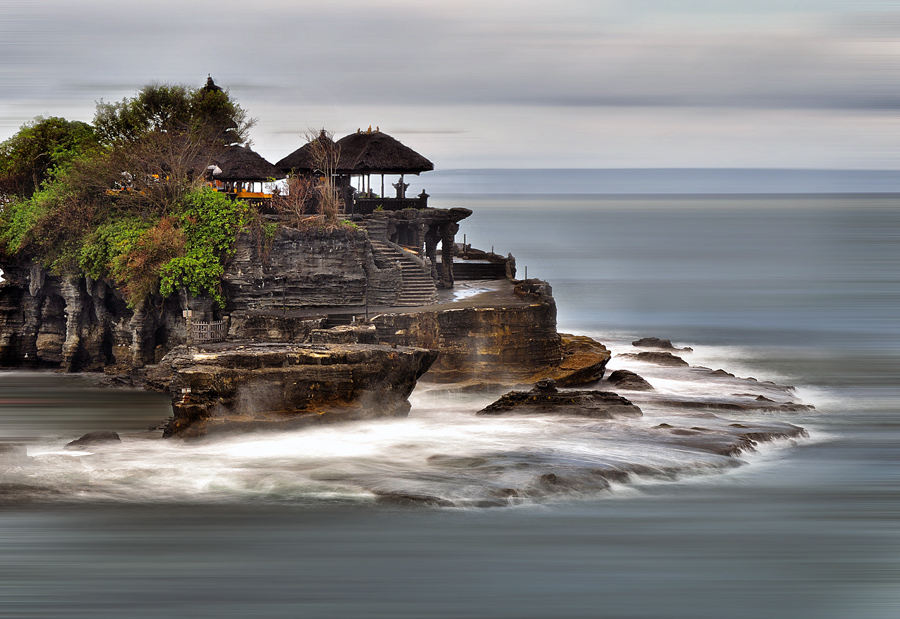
[145,343,439,437]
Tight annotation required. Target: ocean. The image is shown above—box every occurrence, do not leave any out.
[1,191,898,618]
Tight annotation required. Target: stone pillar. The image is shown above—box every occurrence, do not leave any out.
[424,224,440,282]
[60,277,85,371]
[440,223,458,289]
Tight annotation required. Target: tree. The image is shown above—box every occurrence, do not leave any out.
[93,79,254,147]
[0,116,98,202]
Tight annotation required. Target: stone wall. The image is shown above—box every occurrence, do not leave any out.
[223,226,401,312]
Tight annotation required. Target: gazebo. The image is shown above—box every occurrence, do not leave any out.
[276,128,434,214]
[335,129,434,214]
[275,129,336,176]
[208,145,283,203]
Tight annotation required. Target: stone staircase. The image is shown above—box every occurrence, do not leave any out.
[369,241,438,306]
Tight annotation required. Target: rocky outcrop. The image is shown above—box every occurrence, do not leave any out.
[370,280,562,383]
[618,351,689,367]
[0,260,183,371]
[651,421,807,457]
[607,369,654,391]
[144,343,438,437]
[477,379,642,419]
[65,431,121,449]
[527,333,610,386]
[632,337,692,352]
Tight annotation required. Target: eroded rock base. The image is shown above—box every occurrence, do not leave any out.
[145,343,438,438]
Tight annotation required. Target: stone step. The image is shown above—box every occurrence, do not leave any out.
[369,240,438,306]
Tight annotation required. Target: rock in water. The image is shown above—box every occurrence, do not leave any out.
[477,381,642,419]
[617,351,689,367]
[607,369,654,391]
[65,431,121,449]
[145,343,438,438]
[631,337,693,352]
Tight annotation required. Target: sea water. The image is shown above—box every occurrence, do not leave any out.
[0,194,898,618]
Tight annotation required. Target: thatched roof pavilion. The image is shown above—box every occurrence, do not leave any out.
[335,129,433,175]
[275,130,336,175]
[276,129,433,176]
[211,145,283,182]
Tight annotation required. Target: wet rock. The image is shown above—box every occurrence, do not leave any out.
[477,383,642,419]
[373,491,455,507]
[607,369,654,391]
[532,334,612,387]
[374,280,563,384]
[145,342,438,438]
[618,351,689,367]
[65,431,121,449]
[652,397,814,413]
[632,337,693,352]
[651,421,807,457]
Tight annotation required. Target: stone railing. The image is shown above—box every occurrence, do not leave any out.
[352,191,429,215]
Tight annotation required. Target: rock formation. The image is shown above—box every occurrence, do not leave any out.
[144,342,438,437]
[477,379,642,419]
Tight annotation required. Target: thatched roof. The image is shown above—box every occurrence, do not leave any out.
[334,130,434,175]
[275,130,336,174]
[211,145,283,181]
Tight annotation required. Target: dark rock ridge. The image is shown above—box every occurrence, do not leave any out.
[477,379,642,419]
[632,337,692,352]
[65,431,121,449]
[651,421,808,457]
[144,343,438,438]
[618,351,689,367]
[607,369,654,391]
[652,397,814,413]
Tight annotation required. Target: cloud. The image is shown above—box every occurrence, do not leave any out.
[0,1,896,168]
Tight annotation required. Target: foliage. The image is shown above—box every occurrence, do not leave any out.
[0,79,256,309]
[304,129,342,225]
[93,82,254,147]
[158,188,248,307]
[0,116,98,201]
[270,174,317,225]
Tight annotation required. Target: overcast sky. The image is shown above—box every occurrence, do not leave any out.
[0,0,895,169]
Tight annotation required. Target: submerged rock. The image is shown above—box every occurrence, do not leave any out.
[65,431,121,449]
[477,381,642,419]
[651,421,807,457]
[606,369,654,391]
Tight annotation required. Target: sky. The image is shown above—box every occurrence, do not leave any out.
[0,0,896,170]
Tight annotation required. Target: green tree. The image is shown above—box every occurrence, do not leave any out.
[0,116,97,201]
[93,78,254,147]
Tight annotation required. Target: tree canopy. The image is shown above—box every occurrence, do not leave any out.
[0,116,98,202]
[0,78,258,308]
[93,79,254,147]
